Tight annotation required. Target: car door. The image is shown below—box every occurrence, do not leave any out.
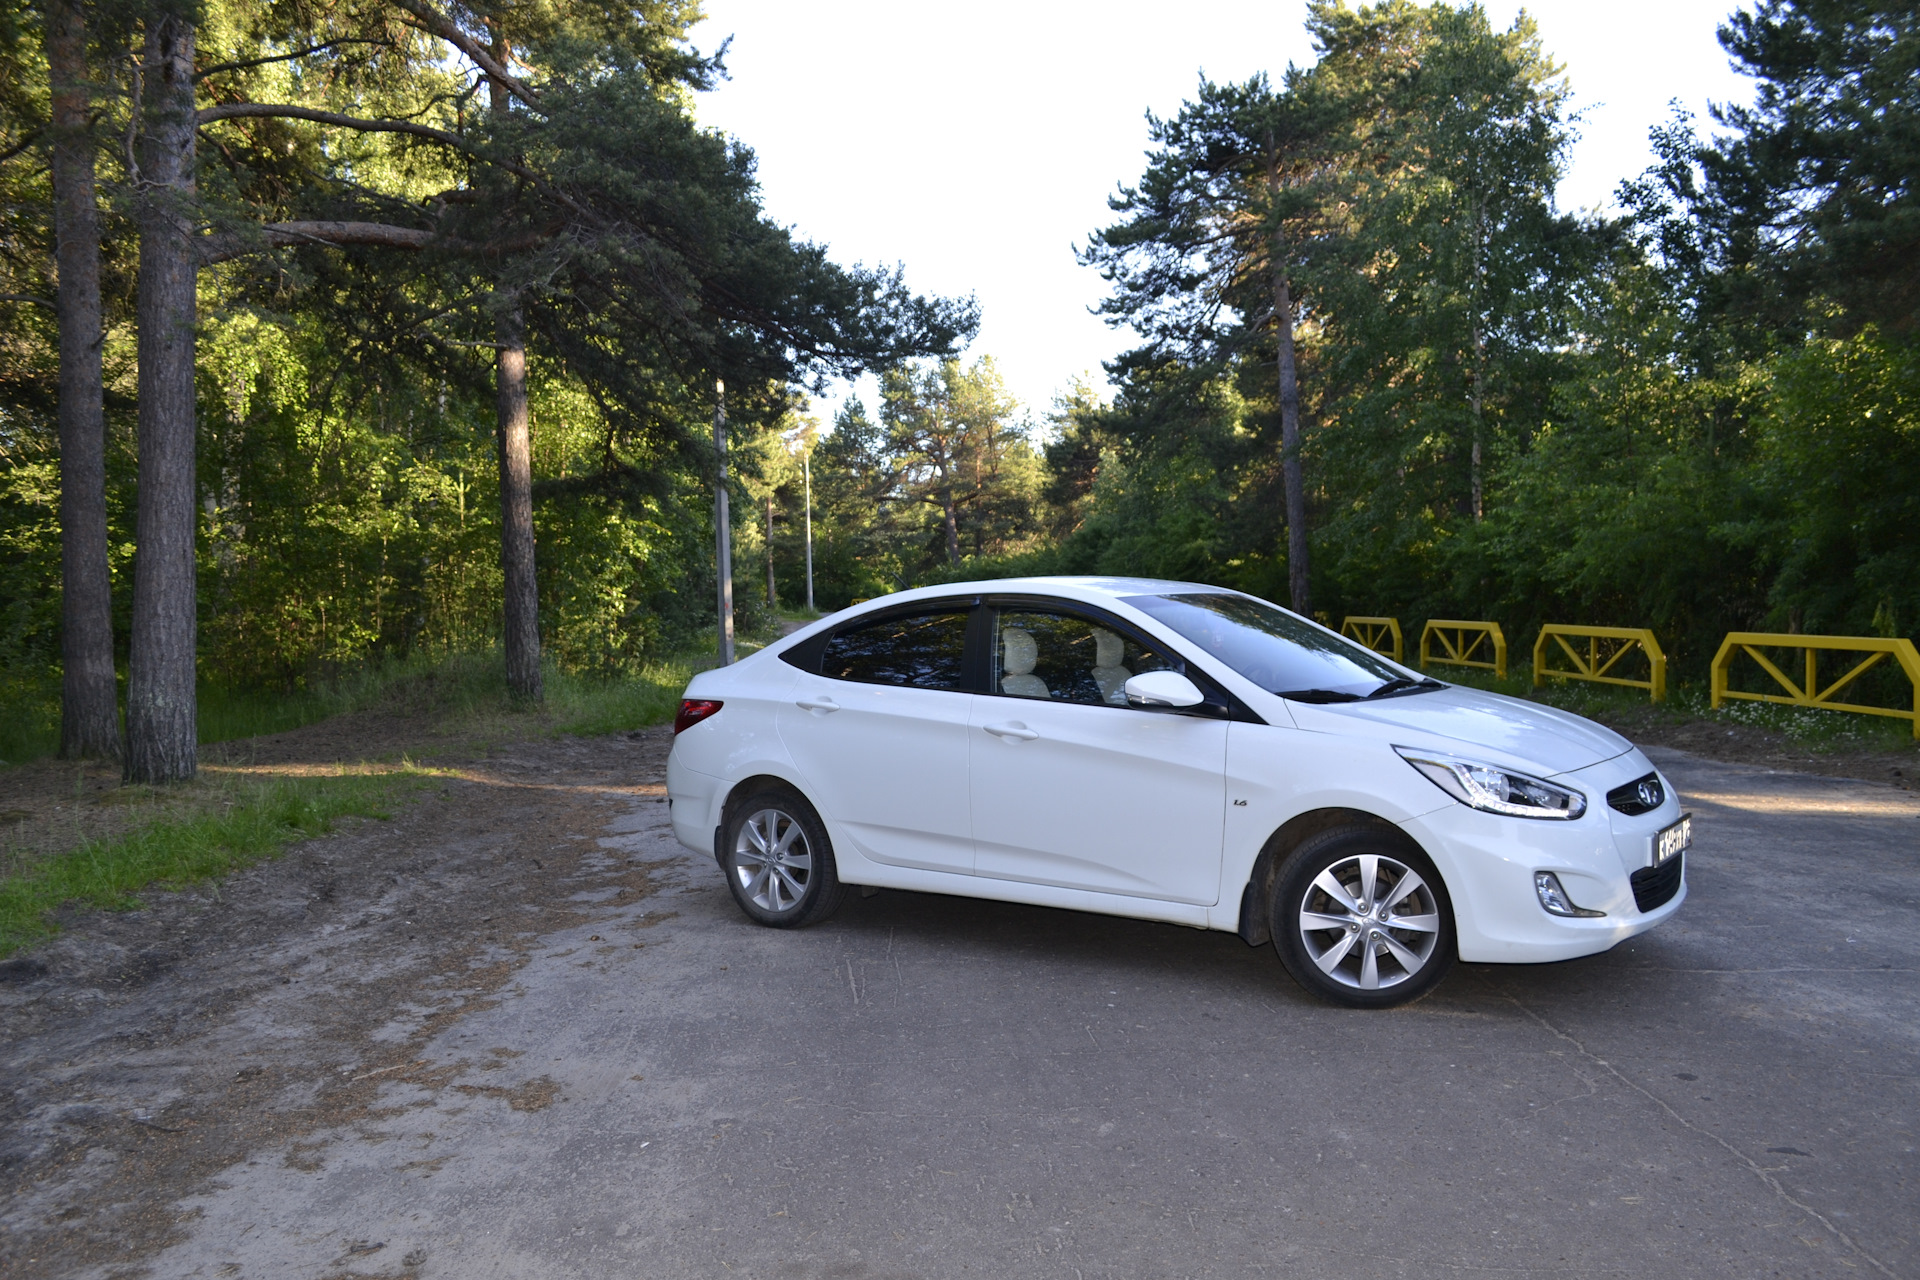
[969,603,1228,905]
[777,604,978,875]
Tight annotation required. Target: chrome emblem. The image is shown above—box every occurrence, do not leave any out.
[1637,779,1663,809]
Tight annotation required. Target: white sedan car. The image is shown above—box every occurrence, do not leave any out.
[666,577,1688,1008]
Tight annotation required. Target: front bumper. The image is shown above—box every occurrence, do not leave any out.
[1400,752,1687,964]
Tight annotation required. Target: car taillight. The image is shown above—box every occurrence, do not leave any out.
[673,699,723,734]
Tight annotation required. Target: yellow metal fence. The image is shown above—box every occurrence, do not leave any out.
[1710,633,1920,739]
[1419,620,1507,680]
[1341,616,1404,663]
[1534,625,1667,702]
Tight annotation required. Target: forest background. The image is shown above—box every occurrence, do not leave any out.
[0,0,1915,769]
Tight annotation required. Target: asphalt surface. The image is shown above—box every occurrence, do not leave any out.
[17,743,1920,1279]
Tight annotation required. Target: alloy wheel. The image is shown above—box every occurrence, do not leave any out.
[733,807,814,913]
[1296,853,1442,991]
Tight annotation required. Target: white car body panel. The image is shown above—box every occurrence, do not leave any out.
[970,696,1227,905]
[666,576,1688,967]
[777,681,976,875]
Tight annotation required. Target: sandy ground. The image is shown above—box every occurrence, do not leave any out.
[3,715,1918,1278]
[0,727,674,1276]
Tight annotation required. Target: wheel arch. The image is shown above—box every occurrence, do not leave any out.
[715,771,820,867]
[1236,807,1433,947]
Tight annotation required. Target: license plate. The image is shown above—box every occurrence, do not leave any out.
[1654,814,1692,866]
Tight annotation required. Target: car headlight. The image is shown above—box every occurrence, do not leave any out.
[1395,748,1587,820]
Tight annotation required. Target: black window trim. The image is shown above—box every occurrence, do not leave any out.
[980,594,1265,723]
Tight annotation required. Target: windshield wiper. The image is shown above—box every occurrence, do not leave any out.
[1365,677,1444,699]
[1277,688,1365,703]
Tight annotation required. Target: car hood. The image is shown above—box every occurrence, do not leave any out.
[1283,684,1632,777]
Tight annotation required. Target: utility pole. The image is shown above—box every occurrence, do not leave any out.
[714,380,734,665]
[803,445,815,613]
[765,493,776,607]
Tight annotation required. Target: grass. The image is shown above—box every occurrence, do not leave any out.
[0,641,738,958]
[0,766,441,959]
[0,641,742,771]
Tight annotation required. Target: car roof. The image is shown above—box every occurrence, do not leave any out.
[855,576,1234,607]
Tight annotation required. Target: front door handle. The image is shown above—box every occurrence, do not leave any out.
[796,695,840,714]
[982,721,1039,741]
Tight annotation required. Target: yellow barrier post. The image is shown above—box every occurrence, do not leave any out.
[1419,620,1507,680]
[1711,633,1920,739]
[1340,616,1404,663]
[1533,625,1667,702]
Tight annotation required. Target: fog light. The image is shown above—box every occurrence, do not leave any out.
[1534,871,1605,918]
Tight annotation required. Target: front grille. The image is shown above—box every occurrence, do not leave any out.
[1609,772,1665,816]
[1630,852,1683,912]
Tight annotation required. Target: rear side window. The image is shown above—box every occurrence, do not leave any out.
[821,610,971,689]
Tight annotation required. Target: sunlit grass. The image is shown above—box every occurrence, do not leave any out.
[0,766,441,959]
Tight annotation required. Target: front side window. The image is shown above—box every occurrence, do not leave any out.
[1126,592,1425,701]
[821,609,970,689]
[992,609,1175,706]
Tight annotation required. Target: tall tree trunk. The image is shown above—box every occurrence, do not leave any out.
[1271,264,1310,616]
[495,302,541,700]
[488,38,541,700]
[940,487,960,566]
[48,0,119,760]
[125,13,198,783]
[765,493,776,606]
[1468,198,1486,523]
[713,385,733,665]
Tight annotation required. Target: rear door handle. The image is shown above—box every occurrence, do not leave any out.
[796,695,840,713]
[983,721,1039,741]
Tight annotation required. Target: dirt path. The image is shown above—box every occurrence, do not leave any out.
[0,727,675,1278]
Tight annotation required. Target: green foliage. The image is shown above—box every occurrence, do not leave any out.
[1758,329,1920,636]
[1060,0,1918,679]
[1707,0,1920,334]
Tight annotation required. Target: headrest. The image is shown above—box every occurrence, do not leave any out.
[1001,627,1039,676]
[1092,628,1124,668]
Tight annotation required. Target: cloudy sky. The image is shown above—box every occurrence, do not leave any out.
[690,1,1758,426]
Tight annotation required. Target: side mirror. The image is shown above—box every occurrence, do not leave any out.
[1124,670,1205,709]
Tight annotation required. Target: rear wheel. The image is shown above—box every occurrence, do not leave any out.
[720,784,848,928]
[1271,825,1455,1009]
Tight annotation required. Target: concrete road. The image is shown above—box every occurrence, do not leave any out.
[42,747,1920,1278]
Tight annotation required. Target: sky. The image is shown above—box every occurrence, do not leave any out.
[689,1,1758,428]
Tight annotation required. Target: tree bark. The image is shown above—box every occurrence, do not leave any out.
[1469,197,1486,523]
[125,13,199,783]
[487,35,541,701]
[940,487,960,566]
[48,0,119,760]
[1271,264,1310,616]
[494,302,541,700]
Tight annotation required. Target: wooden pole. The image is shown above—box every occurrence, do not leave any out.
[714,381,734,665]
[766,493,776,607]
[803,447,814,613]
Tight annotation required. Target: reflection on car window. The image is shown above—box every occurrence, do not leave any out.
[993,610,1173,706]
[821,610,970,689]
[1124,592,1409,697]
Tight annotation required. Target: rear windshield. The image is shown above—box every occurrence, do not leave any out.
[1124,592,1410,698]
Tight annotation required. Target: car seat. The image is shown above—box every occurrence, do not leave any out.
[1000,628,1049,698]
[1091,628,1131,705]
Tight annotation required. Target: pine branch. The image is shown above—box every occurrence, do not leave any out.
[388,0,542,110]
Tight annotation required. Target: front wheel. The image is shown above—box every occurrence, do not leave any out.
[720,784,849,928]
[1271,825,1455,1009]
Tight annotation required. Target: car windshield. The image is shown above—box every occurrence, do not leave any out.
[1124,592,1433,701]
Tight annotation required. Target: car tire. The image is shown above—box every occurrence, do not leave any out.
[1270,824,1456,1009]
[720,784,849,929]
